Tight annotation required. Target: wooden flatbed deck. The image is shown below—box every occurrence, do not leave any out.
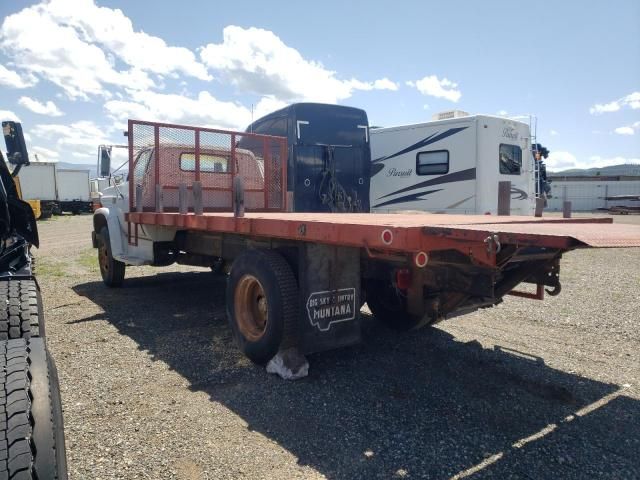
[127,212,640,258]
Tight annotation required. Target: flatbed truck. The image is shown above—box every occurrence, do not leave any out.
[93,118,640,365]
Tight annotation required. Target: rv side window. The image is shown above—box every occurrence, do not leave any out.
[180,153,229,173]
[416,150,449,175]
[499,144,522,175]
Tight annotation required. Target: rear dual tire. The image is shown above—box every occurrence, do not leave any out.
[226,250,298,365]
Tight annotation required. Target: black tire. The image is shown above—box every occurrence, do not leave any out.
[97,226,125,287]
[226,249,298,365]
[0,279,44,340]
[365,280,427,332]
[0,338,68,479]
[40,208,52,220]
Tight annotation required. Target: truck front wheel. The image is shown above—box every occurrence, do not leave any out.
[226,250,298,365]
[365,280,427,332]
[97,226,126,287]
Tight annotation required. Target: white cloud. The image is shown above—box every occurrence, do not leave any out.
[43,0,211,81]
[31,120,116,161]
[497,110,508,116]
[546,151,640,171]
[590,92,640,114]
[0,110,21,122]
[546,151,578,170]
[407,75,461,102]
[0,0,209,100]
[373,78,399,91]
[252,96,288,121]
[613,121,640,136]
[550,130,558,136]
[0,5,153,99]
[614,126,634,135]
[18,96,63,116]
[105,90,254,130]
[200,26,397,103]
[32,145,60,160]
[0,64,37,88]
[589,101,620,114]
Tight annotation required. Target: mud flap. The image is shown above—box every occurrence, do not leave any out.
[298,244,361,354]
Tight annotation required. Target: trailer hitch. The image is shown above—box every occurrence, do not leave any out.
[484,234,501,255]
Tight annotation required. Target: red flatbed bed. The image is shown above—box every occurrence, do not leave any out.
[127,211,640,267]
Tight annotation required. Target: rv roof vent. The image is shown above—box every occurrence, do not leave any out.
[432,110,469,121]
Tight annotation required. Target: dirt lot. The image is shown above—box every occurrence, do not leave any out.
[35,214,639,479]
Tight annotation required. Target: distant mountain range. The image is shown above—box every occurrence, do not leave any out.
[550,164,640,177]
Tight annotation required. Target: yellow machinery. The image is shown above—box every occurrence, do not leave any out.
[14,175,42,219]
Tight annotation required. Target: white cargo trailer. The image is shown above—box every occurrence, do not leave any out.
[370,114,536,215]
[57,169,91,213]
[16,161,58,217]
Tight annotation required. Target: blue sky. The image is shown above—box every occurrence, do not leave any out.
[1,0,638,170]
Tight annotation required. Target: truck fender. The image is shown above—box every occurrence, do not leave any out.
[93,207,125,258]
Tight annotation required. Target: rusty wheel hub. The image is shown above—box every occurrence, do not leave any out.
[98,244,109,273]
[234,274,268,341]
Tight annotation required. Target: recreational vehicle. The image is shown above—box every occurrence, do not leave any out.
[369,113,536,215]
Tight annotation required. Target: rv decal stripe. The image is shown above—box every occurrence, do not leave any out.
[370,162,386,177]
[378,167,477,199]
[372,127,468,164]
[445,195,475,209]
[373,189,443,209]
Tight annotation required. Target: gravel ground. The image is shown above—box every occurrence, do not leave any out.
[35,214,639,479]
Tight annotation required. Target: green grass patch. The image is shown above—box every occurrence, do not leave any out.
[77,248,99,273]
[35,258,66,277]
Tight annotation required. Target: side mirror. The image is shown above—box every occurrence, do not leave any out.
[2,121,30,166]
[98,145,111,177]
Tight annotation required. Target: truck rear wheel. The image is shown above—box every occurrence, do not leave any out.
[366,280,427,331]
[0,338,68,479]
[0,279,44,339]
[97,226,126,287]
[226,250,298,365]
